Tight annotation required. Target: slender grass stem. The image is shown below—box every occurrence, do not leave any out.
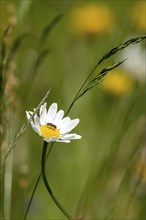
[41,141,73,220]
[65,62,99,116]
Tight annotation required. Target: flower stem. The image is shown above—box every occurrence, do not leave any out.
[23,142,54,220]
[41,141,73,220]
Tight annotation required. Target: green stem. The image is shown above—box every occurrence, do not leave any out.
[23,142,54,220]
[41,141,73,220]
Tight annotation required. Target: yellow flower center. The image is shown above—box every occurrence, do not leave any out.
[40,124,60,139]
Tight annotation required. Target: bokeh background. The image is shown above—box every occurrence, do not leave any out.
[0,0,145,220]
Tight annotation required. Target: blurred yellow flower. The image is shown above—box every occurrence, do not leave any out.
[132,1,146,32]
[70,4,113,36]
[102,69,134,97]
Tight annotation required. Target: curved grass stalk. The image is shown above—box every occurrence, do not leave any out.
[41,141,73,220]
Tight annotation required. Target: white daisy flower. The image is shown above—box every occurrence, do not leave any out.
[26,103,81,143]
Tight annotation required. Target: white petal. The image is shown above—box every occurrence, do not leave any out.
[31,124,41,135]
[40,103,47,125]
[46,103,58,123]
[26,111,34,125]
[74,135,81,139]
[34,115,40,130]
[61,133,81,140]
[60,119,80,134]
[26,111,31,120]
[29,119,40,135]
[53,110,64,125]
[39,103,46,116]
[56,139,71,143]
[43,137,58,143]
[57,117,71,130]
[43,138,51,143]
[26,111,40,135]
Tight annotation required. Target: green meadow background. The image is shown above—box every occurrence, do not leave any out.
[0,0,145,220]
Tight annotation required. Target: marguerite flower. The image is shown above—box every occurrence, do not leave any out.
[26,103,81,143]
